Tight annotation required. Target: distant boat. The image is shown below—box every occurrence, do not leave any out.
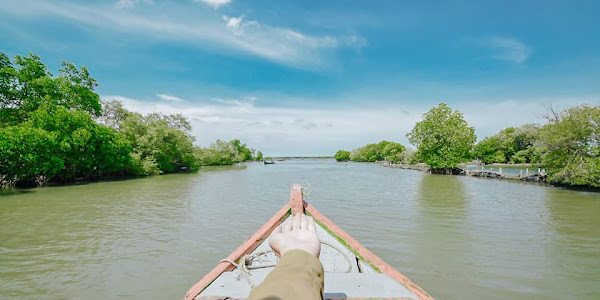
[183,184,435,300]
[263,161,275,165]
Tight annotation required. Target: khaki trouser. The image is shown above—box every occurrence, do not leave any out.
[248,250,324,300]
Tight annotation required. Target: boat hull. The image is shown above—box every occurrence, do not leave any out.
[183,185,434,300]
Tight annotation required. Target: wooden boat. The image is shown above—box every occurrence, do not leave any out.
[183,184,435,300]
[263,161,275,165]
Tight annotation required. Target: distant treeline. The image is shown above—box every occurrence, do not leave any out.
[335,103,599,188]
[0,52,261,188]
[335,141,416,164]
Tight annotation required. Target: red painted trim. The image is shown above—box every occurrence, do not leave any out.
[304,203,435,300]
[290,184,304,215]
[182,203,290,300]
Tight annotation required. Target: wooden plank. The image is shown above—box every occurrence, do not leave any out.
[305,203,435,300]
[290,184,304,215]
[183,203,291,300]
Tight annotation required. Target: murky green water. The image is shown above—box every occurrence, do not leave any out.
[1,160,599,299]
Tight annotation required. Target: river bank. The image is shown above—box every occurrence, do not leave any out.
[384,162,548,184]
[0,164,250,190]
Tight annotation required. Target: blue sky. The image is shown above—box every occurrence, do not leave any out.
[1,0,599,156]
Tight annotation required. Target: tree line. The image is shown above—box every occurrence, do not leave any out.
[0,52,261,188]
[335,103,599,188]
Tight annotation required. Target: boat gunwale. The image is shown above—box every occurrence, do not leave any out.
[183,184,435,300]
[182,204,290,300]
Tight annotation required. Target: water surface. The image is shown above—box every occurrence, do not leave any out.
[1,160,598,299]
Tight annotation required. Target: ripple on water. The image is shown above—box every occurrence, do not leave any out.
[1,161,599,300]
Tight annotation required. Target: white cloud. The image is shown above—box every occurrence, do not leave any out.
[223,15,244,29]
[114,0,153,9]
[222,15,260,36]
[1,0,365,69]
[156,93,182,102]
[195,0,231,8]
[100,94,597,156]
[490,37,532,63]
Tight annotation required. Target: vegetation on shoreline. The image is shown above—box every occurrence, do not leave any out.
[335,103,599,188]
[0,52,260,188]
[473,124,540,164]
[335,141,413,164]
[537,105,599,187]
[407,103,476,172]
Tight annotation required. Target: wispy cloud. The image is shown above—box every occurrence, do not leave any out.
[156,94,182,102]
[490,36,532,63]
[0,0,365,69]
[211,97,249,106]
[114,0,153,9]
[195,0,231,8]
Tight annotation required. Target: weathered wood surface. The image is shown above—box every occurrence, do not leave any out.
[290,184,304,215]
[468,170,505,179]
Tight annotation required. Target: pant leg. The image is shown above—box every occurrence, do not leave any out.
[248,249,324,300]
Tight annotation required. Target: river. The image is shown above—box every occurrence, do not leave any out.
[1,160,598,299]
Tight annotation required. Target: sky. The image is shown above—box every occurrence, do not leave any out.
[1,0,599,156]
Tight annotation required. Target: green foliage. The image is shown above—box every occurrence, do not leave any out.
[0,125,63,185]
[382,142,406,163]
[473,124,540,164]
[108,108,196,175]
[407,103,476,169]
[0,106,131,186]
[194,139,258,166]
[398,148,418,164]
[230,139,253,162]
[334,150,350,162]
[0,52,101,126]
[32,106,131,180]
[256,151,264,161]
[537,105,600,187]
[2,52,255,188]
[473,137,503,164]
[349,140,406,162]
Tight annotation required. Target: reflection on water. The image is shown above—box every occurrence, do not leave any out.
[412,175,472,298]
[0,161,599,300]
[544,189,600,298]
[418,174,468,219]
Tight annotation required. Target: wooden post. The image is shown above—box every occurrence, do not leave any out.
[499,167,503,174]
[290,184,304,215]
[520,169,523,178]
[526,168,529,176]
